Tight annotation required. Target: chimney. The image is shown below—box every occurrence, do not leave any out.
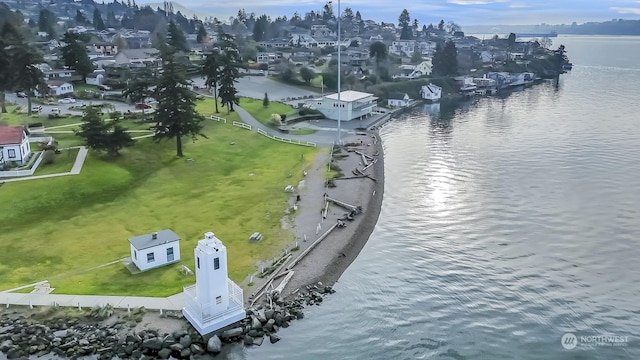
[152,232,158,240]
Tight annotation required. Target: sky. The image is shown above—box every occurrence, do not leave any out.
[137,0,640,26]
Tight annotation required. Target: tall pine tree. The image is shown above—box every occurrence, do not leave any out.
[217,32,241,114]
[153,45,204,157]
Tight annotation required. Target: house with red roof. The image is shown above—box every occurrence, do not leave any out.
[0,126,31,166]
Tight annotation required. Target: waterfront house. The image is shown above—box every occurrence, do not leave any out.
[313,90,378,121]
[388,93,411,108]
[128,229,181,272]
[454,76,477,96]
[0,126,31,166]
[420,84,442,102]
[183,232,246,335]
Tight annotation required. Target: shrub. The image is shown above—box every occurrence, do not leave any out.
[42,150,56,165]
[48,114,61,119]
[280,114,287,122]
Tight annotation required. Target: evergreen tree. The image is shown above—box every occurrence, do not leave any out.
[106,11,118,28]
[167,20,189,52]
[61,32,94,81]
[322,1,334,20]
[398,9,412,40]
[263,92,269,107]
[369,41,387,74]
[75,10,89,25]
[153,45,204,157]
[217,32,241,114]
[75,108,133,157]
[38,9,56,38]
[196,24,207,43]
[123,69,154,112]
[202,50,221,113]
[0,23,45,114]
[438,19,445,31]
[432,40,458,76]
[93,9,106,30]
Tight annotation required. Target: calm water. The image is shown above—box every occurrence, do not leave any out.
[240,35,640,359]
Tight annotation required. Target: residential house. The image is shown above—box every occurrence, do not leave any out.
[389,40,416,57]
[260,38,291,49]
[92,43,119,56]
[128,229,181,272]
[313,90,378,121]
[454,76,477,96]
[45,81,74,96]
[387,93,411,108]
[420,84,442,102]
[256,52,281,64]
[114,48,159,66]
[0,126,31,166]
[85,70,106,86]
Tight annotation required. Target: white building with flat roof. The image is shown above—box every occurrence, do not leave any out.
[313,90,378,121]
[183,232,246,335]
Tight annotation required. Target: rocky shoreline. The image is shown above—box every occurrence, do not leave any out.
[0,282,334,359]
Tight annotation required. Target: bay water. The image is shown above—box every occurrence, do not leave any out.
[241,35,640,359]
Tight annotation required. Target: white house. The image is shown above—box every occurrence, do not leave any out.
[420,84,442,102]
[183,232,246,335]
[86,70,105,86]
[313,90,378,121]
[256,52,280,64]
[387,93,411,108]
[389,40,416,57]
[47,81,74,96]
[0,126,31,166]
[128,229,181,272]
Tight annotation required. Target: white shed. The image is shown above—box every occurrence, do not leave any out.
[128,229,181,272]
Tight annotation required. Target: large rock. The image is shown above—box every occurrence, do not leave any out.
[253,335,264,346]
[243,335,254,346]
[0,326,15,335]
[221,327,244,339]
[190,343,205,355]
[172,329,188,339]
[157,348,171,359]
[264,319,276,331]
[264,309,275,320]
[141,337,163,350]
[256,309,267,324]
[251,316,262,330]
[52,330,69,339]
[169,343,184,352]
[206,335,221,353]
[269,334,281,344]
[179,334,192,348]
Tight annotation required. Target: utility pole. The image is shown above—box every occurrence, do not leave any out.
[336,0,342,145]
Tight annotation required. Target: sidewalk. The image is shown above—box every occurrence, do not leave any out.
[0,291,184,311]
[1,146,88,183]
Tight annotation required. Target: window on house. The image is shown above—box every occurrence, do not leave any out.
[147,252,155,263]
[214,257,220,270]
[8,149,16,158]
[134,250,137,260]
[167,247,174,262]
[216,296,222,304]
[197,257,200,269]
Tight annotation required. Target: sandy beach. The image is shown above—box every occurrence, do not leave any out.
[246,132,384,301]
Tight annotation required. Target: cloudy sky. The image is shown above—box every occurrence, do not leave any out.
[137,0,640,26]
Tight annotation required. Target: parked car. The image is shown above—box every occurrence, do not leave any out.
[58,97,76,104]
[16,91,27,98]
[51,107,61,115]
[31,105,43,113]
[135,103,152,110]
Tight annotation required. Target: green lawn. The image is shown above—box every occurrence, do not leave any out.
[239,97,296,127]
[0,98,320,296]
[33,148,80,176]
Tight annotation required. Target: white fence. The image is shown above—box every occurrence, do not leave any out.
[0,151,44,178]
[257,128,317,147]
[210,115,227,123]
[232,121,252,130]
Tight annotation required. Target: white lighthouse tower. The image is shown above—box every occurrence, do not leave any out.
[183,232,246,335]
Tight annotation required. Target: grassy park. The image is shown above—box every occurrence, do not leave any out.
[0,98,320,296]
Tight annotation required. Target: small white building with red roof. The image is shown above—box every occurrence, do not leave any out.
[0,126,31,166]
